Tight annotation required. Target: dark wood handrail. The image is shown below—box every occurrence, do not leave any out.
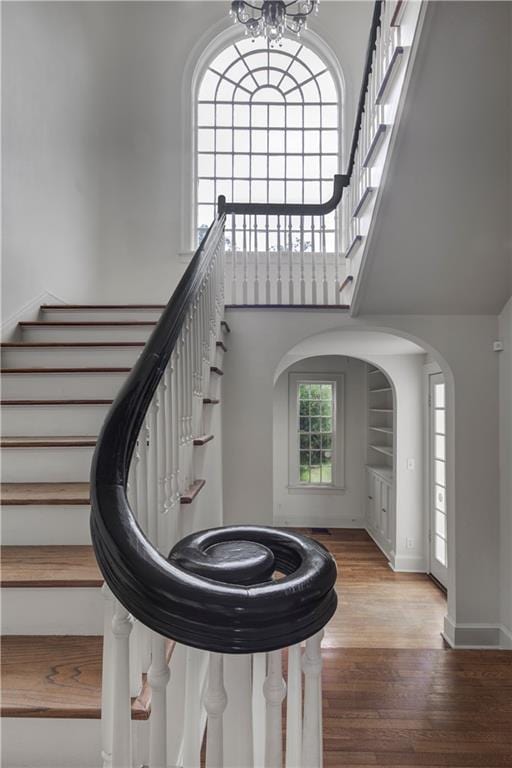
[90,216,337,654]
[217,0,383,217]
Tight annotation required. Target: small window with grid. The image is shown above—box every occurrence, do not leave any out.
[298,382,335,484]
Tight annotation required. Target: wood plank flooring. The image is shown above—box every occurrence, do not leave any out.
[298,529,512,767]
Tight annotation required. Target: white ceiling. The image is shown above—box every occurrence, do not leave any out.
[357,1,512,316]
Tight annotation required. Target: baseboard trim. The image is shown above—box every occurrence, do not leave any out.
[390,553,428,573]
[1,291,64,341]
[443,616,504,649]
[365,525,393,562]
[274,516,365,529]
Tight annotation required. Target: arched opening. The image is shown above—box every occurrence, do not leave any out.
[271,326,455,647]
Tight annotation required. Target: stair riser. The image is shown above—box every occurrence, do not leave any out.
[2,587,103,634]
[1,404,109,436]
[2,719,102,768]
[41,307,163,322]
[21,326,153,343]
[1,446,95,482]
[1,372,127,400]
[1,505,91,545]
[1,346,142,367]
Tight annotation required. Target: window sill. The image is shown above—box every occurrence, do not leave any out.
[287,484,346,495]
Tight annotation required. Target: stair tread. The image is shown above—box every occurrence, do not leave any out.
[21,321,157,327]
[1,342,145,348]
[1,436,97,448]
[1,482,90,505]
[41,304,166,310]
[1,399,113,405]
[203,397,220,404]
[193,434,214,446]
[0,545,102,587]
[0,635,161,719]
[0,367,131,374]
[180,479,206,504]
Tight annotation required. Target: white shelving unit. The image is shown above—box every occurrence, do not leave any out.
[367,365,394,469]
[365,365,395,559]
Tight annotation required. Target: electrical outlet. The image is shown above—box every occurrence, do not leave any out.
[407,458,415,470]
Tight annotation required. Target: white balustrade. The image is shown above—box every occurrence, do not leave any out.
[98,149,336,768]
[224,212,345,307]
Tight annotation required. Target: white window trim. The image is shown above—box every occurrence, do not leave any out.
[181,22,346,253]
[288,372,345,492]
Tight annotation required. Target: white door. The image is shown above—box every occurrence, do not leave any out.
[429,373,448,587]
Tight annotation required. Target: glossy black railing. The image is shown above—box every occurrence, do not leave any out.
[90,218,337,653]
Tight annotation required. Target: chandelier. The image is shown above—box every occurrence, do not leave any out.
[230,0,319,43]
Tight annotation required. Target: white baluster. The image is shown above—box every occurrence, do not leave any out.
[321,216,328,306]
[311,216,317,305]
[252,653,266,768]
[223,654,253,768]
[101,585,115,768]
[285,644,302,768]
[147,399,158,546]
[302,631,323,768]
[204,653,228,768]
[243,215,248,304]
[231,213,237,304]
[265,215,271,305]
[182,647,204,768]
[254,215,259,305]
[276,218,283,305]
[288,216,294,305]
[264,650,286,768]
[111,601,134,768]
[299,216,306,305]
[148,632,170,768]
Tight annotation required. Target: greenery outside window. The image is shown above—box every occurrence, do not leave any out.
[288,373,345,491]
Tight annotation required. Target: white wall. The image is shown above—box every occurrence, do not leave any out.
[273,355,366,528]
[499,296,512,648]
[2,0,373,325]
[222,309,501,646]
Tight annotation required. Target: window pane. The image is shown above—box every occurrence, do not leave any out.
[435,459,445,487]
[310,401,321,416]
[434,485,445,512]
[299,417,309,432]
[435,434,445,461]
[435,409,445,435]
[300,434,310,450]
[435,383,445,408]
[311,417,321,432]
[435,534,447,566]
[321,461,332,484]
[297,380,335,485]
[435,510,447,539]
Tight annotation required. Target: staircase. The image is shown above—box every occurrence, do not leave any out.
[0,303,227,768]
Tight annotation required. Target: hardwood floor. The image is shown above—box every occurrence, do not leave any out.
[298,529,512,767]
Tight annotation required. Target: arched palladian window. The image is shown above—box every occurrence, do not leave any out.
[196,36,341,248]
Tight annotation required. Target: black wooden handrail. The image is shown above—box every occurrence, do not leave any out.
[217,0,383,217]
[90,216,337,653]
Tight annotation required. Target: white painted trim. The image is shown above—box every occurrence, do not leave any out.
[275,515,365,528]
[0,290,63,341]
[442,616,503,649]
[499,624,512,650]
[365,525,393,563]
[288,372,345,490]
[389,552,427,573]
[350,1,429,318]
[181,21,346,252]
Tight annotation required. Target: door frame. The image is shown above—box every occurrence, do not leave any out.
[427,370,448,588]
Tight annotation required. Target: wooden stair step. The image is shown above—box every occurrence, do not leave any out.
[0,545,102,587]
[0,635,173,720]
[0,367,131,374]
[220,320,231,333]
[0,436,97,448]
[210,366,224,376]
[20,321,157,328]
[41,304,166,310]
[203,398,220,405]
[1,399,112,406]
[0,482,90,505]
[0,342,145,349]
[180,479,206,504]
[193,434,214,446]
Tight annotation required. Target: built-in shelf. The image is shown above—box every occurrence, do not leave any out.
[369,445,393,457]
[367,363,394,471]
